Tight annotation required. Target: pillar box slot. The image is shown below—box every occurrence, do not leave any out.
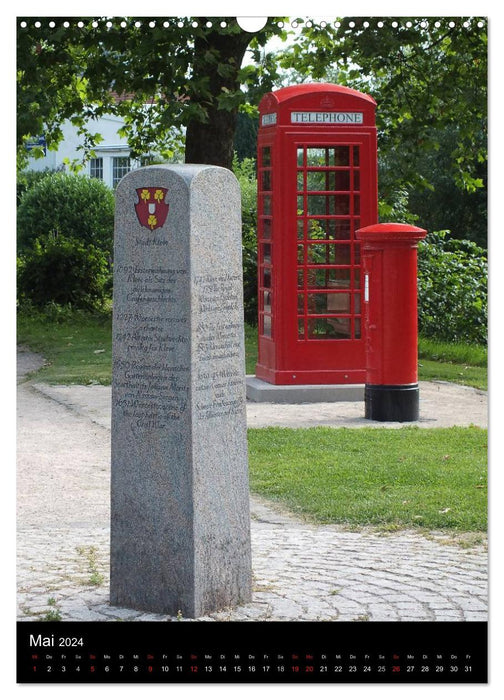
[356,223,428,422]
[256,83,378,385]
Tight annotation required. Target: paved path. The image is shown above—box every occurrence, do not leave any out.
[17,348,487,623]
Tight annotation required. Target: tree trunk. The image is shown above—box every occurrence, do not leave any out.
[185,25,252,171]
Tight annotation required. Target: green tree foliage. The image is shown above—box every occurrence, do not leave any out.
[17,17,287,171]
[407,127,487,247]
[276,17,487,241]
[234,112,259,161]
[417,232,487,345]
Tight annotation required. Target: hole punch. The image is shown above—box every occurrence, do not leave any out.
[237,17,268,32]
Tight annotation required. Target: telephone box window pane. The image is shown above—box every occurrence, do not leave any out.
[262,170,272,191]
[308,195,350,216]
[328,293,351,313]
[308,268,349,289]
[262,147,271,167]
[307,218,350,240]
[307,293,350,314]
[354,244,361,264]
[334,146,350,166]
[264,290,272,313]
[307,243,335,264]
[297,269,304,288]
[297,219,304,239]
[333,219,351,239]
[297,294,305,313]
[307,243,332,264]
[263,269,271,288]
[297,171,304,191]
[307,293,329,314]
[263,315,272,337]
[304,170,351,192]
[263,195,272,215]
[306,148,329,166]
[353,146,360,166]
[307,218,333,240]
[297,147,304,166]
[333,244,351,265]
[333,171,351,191]
[307,219,327,240]
[306,147,350,167]
[353,170,360,190]
[306,196,325,215]
[262,218,272,239]
[334,195,350,215]
[307,265,351,287]
[305,171,324,191]
[308,318,350,339]
[354,293,361,314]
[297,244,305,263]
[354,269,361,288]
[297,196,305,214]
[304,195,327,215]
[263,243,271,263]
[298,318,305,339]
[354,194,360,215]
[333,269,352,287]
[354,318,361,339]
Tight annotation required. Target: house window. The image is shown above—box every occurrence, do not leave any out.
[112,157,131,188]
[89,157,103,180]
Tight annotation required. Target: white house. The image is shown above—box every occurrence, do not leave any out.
[26,112,140,189]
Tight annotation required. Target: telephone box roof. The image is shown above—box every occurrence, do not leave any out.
[263,83,376,107]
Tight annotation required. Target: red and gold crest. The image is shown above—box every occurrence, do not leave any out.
[134,187,169,230]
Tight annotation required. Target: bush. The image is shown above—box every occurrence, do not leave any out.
[17,234,110,310]
[417,231,487,345]
[17,172,114,256]
[233,155,258,325]
[17,168,60,205]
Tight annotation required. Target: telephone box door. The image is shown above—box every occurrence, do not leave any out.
[280,132,376,382]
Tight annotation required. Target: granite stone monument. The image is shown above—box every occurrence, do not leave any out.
[110,164,252,617]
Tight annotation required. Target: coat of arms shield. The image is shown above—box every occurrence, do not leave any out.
[134,187,169,230]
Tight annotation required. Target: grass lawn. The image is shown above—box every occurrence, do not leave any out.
[17,311,113,385]
[248,426,487,532]
[418,336,487,390]
[17,310,487,534]
[17,312,487,390]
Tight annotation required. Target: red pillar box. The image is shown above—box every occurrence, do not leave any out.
[356,223,427,421]
[255,83,378,385]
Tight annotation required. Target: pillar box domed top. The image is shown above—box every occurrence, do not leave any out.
[356,223,427,244]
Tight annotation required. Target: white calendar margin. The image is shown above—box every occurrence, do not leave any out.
[4,3,501,699]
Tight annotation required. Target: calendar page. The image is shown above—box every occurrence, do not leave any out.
[15,10,488,685]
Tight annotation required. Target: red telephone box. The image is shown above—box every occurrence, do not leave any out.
[255,83,378,385]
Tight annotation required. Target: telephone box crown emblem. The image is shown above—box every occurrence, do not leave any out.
[135,187,169,230]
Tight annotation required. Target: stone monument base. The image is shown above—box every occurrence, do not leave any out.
[246,376,364,403]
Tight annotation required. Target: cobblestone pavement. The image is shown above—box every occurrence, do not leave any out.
[17,348,487,623]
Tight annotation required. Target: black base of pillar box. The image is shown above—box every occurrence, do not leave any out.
[365,384,419,422]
